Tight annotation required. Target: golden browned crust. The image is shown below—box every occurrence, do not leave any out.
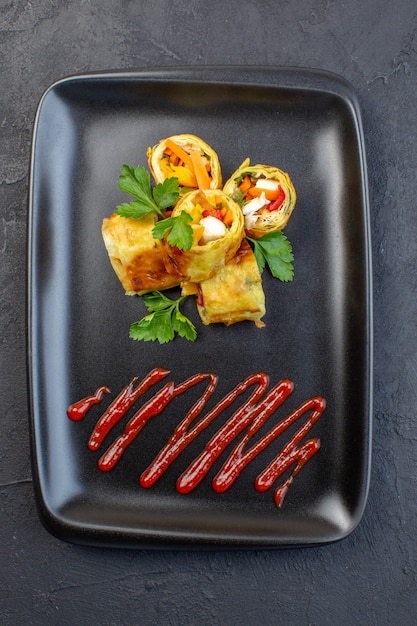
[102,213,180,293]
[196,239,266,326]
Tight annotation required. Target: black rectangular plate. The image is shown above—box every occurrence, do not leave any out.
[27,67,372,548]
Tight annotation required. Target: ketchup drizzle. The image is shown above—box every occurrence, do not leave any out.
[140,371,268,489]
[175,376,292,494]
[139,372,218,487]
[68,369,326,508]
[87,368,170,451]
[67,386,111,421]
[98,382,176,471]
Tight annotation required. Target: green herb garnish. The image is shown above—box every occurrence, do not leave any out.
[129,291,197,344]
[115,165,179,218]
[152,211,194,251]
[115,164,194,250]
[247,232,294,282]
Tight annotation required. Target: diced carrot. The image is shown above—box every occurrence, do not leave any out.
[223,208,234,226]
[165,138,194,169]
[246,185,283,201]
[239,176,253,193]
[190,150,212,190]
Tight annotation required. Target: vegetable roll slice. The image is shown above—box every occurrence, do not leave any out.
[147,134,222,192]
[223,158,296,239]
[196,239,266,327]
[102,213,180,293]
[162,189,245,283]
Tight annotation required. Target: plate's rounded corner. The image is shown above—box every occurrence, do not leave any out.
[33,73,71,115]
[31,487,73,545]
[325,496,371,547]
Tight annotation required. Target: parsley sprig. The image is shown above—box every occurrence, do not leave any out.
[247,232,294,282]
[115,165,179,219]
[152,211,194,251]
[129,291,197,344]
[115,164,194,250]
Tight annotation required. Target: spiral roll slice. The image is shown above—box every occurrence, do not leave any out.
[223,158,296,239]
[162,189,245,283]
[147,133,222,193]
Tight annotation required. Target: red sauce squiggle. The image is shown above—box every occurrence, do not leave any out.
[213,396,325,507]
[98,382,175,471]
[68,369,326,508]
[87,367,170,451]
[254,398,324,507]
[140,371,269,489]
[100,372,219,472]
[175,378,293,494]
[67,386,111,421]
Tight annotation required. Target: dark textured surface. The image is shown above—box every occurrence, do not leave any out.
[1,1,416,624]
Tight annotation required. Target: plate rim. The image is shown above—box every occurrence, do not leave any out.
[27,66,373,548]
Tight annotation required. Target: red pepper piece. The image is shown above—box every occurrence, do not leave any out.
[202,208,223,220]
[266,187,286,211]
[197,285,204,307]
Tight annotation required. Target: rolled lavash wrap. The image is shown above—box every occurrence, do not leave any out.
[147,133,222,192]
[223,158,296,239]
[196,239,266,327]
[162,189,245,283]
[102,213,181,294]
